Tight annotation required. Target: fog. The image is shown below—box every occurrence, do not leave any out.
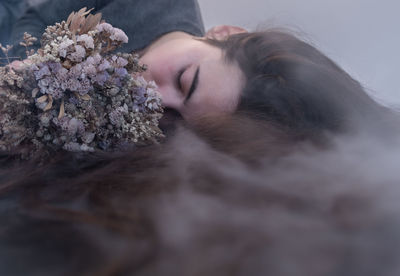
[145,127,400,275]
[198,0,400,107]
[2,2,400,274]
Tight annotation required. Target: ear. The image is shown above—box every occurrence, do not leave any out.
[205,25,247,40]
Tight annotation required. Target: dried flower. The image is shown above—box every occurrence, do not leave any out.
[19,32,38,57]
[110,28,129,43]
[0,44,14,65]
[66,7,101,36]
[77,34,94,49]
[96,23,114,33]
[0,9,164,160]
[68,45,86,62]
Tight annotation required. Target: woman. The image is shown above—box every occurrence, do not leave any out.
[9,0,395,136]
[2,1,400,275]
[139,27,396,136]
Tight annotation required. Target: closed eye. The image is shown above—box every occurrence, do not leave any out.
[176,68,185,91]
[184,66,200,104]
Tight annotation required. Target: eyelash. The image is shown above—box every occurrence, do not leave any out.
[176,68,185,93]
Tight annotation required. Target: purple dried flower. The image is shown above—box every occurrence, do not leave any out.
[97,59,111,71]
[147,80,158,89]
[115,57,128,67]
[133,86,146,102]
[92,53,102,64]
[93,71,109,85]
[114,67,128,78]
[110,28,128,43]
[131,86,146,111]
[97,23,128,43]
[64,78,81,91]
[67,117,85,136]
[134,75,147,87]
[49,87,63,99]
[34,64,51,80]
[77,34,94,49]
[55,67,69,82]
[85,56,95,66]
[145,91,162,112]
[63,142,93,152]
[53,116,67,128]
[110,76,122,87]
[69,64,82,77]
[63,142,81,152]
[55,117,85,137]
[48,61,63,73]
[76,78,92,95]
[68,96,79,105]
[58,39,74,58]
[38,77,49,88]
[82,132,95,144]
[68,45,86,62]
[96,22,113,33]
[97,140,110,150]
[35,99,48,110]
[1,17,163,157]
[83,63,97,78]
[109,105,128,127]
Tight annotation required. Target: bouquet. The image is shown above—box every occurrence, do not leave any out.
[0,8,164,159]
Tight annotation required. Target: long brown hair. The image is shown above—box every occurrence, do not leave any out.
[207,30,397,135]
[2,29,400,275]
[1,114,400,275]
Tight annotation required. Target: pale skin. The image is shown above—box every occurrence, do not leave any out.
[139,25,247,120]
[11,25,247,121]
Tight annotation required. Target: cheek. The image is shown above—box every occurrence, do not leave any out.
[141,54,175,86]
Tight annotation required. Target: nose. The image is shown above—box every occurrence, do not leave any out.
[156,84,182,110]
[141,70,182,111]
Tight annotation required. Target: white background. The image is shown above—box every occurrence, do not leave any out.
[198,0,400,107]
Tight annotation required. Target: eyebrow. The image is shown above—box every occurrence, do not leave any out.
[184,66,200,104]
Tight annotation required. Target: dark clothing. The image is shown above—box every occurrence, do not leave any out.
[0,0,27,46]
[9,0,205,58]
[0,0,28,60]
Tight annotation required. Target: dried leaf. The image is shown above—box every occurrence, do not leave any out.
[77,7,88,15]
[79,13,102,34]
[43,95,53,111]
[58,98,65,119]
[37,95,48,103]
[82,7,94,16]
[81,94,91,101]
[62,60,72,69]
[69,16,83,34]
[93,13,102,25]
[66,7,99,35]
[31,88,39,98]
[66,11,75,26]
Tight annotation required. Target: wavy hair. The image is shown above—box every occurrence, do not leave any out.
[206,30,396,136]
[1,116,400,275]
[1,30,400,275]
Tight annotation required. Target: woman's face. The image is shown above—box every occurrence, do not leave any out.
[139,34,245,121]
